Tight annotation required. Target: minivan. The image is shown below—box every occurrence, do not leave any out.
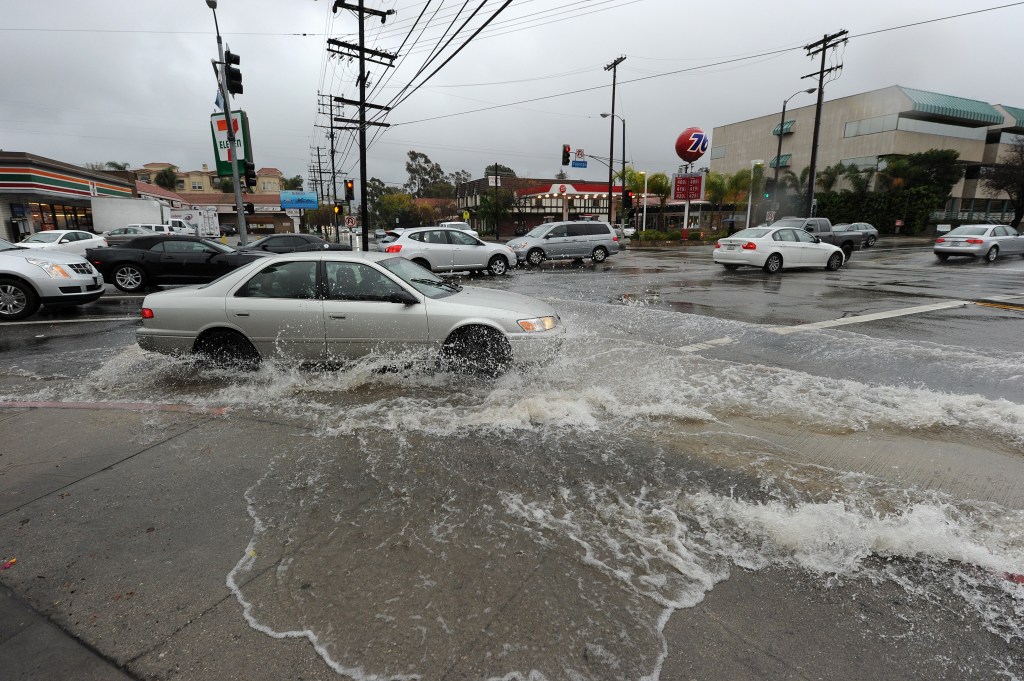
[507,221,620,266]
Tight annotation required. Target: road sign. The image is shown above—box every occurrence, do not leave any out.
[766,210,776,223]
[344,216,356,228]
[575,148,585,159]
[571,160,588,168]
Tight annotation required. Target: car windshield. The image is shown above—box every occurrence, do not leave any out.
[946,225,991,236]
[524,225,550,238]
[730,228,772,239]
[23,232,61,243]
[833,224,852,231]
[769,219,804,229]
[0,239,24,251]
[379,256,460,298]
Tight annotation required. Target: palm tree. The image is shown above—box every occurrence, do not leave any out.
[842,164,874,197]
[645,172,671,229]
[815,162,845,192]
[105,161,131,171]
[154,166,178,190]
[704,172,728,230]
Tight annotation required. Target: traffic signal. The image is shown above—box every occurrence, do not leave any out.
[763,178,775,200]
[561,144,571,166]
[344,179,355,202]
[224,50,243,96]
[243,161,256,188]
[244,202,255,215]
[333,205,340,215]
[623,190,633,210]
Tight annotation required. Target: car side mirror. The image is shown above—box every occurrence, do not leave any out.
[389,290,418,305]
[59,238,71,244]
[813,236,821,244]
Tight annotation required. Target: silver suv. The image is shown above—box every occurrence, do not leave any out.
[0,238,105,321]
[381,227,517,275]
[507,221,620,266]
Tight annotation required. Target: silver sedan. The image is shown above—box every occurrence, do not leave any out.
[934,224,1024,262]
[136,251,563,374]
[381,227,516,275]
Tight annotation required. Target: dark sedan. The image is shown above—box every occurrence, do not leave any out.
[86,235,267,293]
[235,233,351,254]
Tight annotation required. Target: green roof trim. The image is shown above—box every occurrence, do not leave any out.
[1000,105,1024,128]
[898,86,1003,125]
[769,154,792,168]
[772,120,795,136]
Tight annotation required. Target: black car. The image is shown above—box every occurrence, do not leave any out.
[86,236,267,293]
[235,233,351,254]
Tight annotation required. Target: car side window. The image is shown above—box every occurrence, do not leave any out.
[408,232,425,242]
[794,229,815,243]
[237,261,317,299]
[325,262,404,302]
[774,230,796,242]
[448,230,477,245]
[993,226,1009,237]
[424,230,449,245]
[547,225,568,238]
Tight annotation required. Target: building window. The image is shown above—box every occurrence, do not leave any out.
[840,156,879,170]
[845,113,986,141]
[192,181,204,190]
[175,180,185,189]
[710,145,726,160]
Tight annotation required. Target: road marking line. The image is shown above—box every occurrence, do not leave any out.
[769,300,971,335]
[3,316,138,326]
[0,400,228,415]
[678,336,735,352]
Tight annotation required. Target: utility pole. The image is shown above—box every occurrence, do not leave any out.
[604,56,625,226]
[328,2,396,251]
[802,30,848,217]
[492,162,500,238]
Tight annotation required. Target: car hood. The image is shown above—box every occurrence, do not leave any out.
[1,247,88,264]
[447,285,556,315]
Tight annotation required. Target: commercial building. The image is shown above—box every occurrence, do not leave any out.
[709,85,1024,223]
[0,152,135,242]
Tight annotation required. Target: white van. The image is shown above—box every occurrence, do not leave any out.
[126,220,193,236]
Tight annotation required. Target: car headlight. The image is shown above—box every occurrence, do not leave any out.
[517,316,558,332]
[27,258,71,279]
[509,241,528,250]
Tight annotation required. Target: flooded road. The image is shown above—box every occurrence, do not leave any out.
[1,245,1023,679]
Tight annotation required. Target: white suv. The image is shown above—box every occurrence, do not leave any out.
[0,238,104,320]
[381,227,516,275]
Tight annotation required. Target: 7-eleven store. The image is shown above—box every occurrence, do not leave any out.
[0,152,134,242]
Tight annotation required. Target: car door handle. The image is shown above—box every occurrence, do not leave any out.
[234,312,250,317]
[329,314,346,319]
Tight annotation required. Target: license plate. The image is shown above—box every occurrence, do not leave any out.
[725,245,737,250]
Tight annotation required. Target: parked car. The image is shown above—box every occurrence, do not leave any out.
[507,221,620,266]
[622,226,637,238]
[86,235,267,293]
[236,233,351,254]
[713,225,845,273]
[437,221,480,238]
[372,229,388,240]
[135,252,564,375]
[381,227,516,275]
[19,230,108,256]
[0,238,104,320]
[770,217,861,260]
[128,223,191,236]
[834,222,878,247]
[934,224,1024,262]
[101,225,157,246]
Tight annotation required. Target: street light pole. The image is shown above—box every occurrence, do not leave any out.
[746,160,764,228]
[604,56,625,225]
[601,112,626,227]
[774,88,816,191]
[641,171,649,232]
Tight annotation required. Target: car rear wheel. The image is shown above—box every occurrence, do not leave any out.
[412,258,432,271]
[865,235,877,247]
[985,246,999,262]
[194,330,261,371]
[487,255,509,276]
[840,242,854,261]
[0,278,40,321]
[440,325,512,377]
[763,253,783,273]
[526,249,545,267]
[591,246,608,263]
[112,264,146,293]
[825,252,843,271]
[936,253,949,261]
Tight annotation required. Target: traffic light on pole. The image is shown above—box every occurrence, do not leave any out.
[763,178,775,200]
[224,50,243,96]
[623,190,633,210]
[243,161,256,188]
[561,144,571,166]
[344,179,355,202]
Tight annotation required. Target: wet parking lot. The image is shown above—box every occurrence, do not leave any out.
[1,240,1023,680]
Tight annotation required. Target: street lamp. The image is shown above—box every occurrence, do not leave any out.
[746,160,764,228]
[639,170,649,232]
[773,88,816,197]
[601,112,626,227]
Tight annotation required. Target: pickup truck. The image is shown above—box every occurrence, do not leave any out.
[770,217,863,260]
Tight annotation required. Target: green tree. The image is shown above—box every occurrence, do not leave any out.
[154,166,178,190]
[704,171,729,230]
[982,136,1024,228]
[842,164,874,198]
[815,162,845,192]
[220,178,234,193]
[403,151,469,199]
[281,175,304,191]
[554,169,569,180]
[484,163,516,178]
[105,161,131,171]
[645,172,671,229]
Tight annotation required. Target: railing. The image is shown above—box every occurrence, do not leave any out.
[931,209,1015,223]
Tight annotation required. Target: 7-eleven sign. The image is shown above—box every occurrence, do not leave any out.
[210,110,253,177]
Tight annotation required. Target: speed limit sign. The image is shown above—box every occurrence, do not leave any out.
[344,216,356,228]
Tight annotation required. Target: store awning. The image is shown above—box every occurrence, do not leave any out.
[769,154,792,169]
[898,86,1003,126]
[772,120,795,136]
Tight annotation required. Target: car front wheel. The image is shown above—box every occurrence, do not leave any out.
[440,325,512,377]
[865,235,877,247]
[826,252,843,271]
[0,277,40,321]
[487,255,509,276]
[763,253,783,273]
[526,249,545,267]
[985,246,999,262]
[112,264,146,293]
[840,243,854,261]
[591,246,608,263]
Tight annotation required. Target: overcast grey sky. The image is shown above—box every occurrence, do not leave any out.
[2,1,1021,194]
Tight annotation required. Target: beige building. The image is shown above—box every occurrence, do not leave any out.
[710,85,1024,222]
[134,163,285,195]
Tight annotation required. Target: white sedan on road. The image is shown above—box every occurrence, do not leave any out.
[713,226,844,273]
[381,227,516,275]
[20,230,108,256]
